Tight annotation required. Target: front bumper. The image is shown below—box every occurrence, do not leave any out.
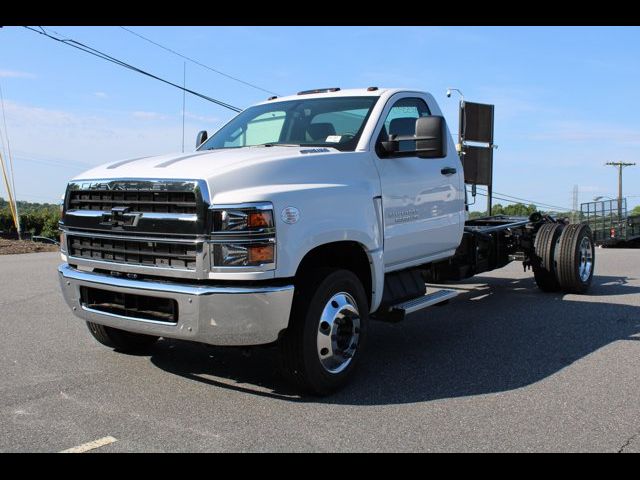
[58,263,294,346]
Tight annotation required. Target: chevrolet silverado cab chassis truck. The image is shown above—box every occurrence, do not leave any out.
[58,88,595,394]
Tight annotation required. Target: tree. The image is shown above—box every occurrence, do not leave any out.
[631,205,640,217]
[468,202,540,219]
[0,197,60,238]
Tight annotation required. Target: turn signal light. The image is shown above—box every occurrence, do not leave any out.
[248,244,274,264]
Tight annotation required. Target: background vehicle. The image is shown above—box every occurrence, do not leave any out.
[58,87,595,395]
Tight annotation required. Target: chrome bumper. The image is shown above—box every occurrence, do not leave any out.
[58,263,294,346]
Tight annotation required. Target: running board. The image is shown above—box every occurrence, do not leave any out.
[374,289,459,322]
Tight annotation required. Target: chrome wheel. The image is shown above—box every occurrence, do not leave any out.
[578,236,593,282]
[316,292,361,374]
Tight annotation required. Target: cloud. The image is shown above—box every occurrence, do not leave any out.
[184,112,219,124]
[528,121,640,145]
[578,185,605,193]
[94,92,108,98]
[0,70,36,79]
[132,111,170,120]
[1,100,192,195]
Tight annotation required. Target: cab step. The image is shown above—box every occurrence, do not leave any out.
[375,289,459,322]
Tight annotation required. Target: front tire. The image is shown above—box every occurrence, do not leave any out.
[86,322,159,353]
[279,268,369,395]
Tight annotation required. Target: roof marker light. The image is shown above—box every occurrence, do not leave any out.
[297,88,341,95]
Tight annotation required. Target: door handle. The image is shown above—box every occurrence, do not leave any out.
[441,167,457,176]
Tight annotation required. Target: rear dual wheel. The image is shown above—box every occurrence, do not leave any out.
[555,223,595,293]
[533,223,594,294]
[533,223,563,292]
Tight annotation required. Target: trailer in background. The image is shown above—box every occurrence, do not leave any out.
[580,199,640,247]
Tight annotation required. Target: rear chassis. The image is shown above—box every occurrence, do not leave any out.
[424,214,563,282]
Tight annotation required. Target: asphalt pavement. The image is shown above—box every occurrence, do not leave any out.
[1,248,639,452]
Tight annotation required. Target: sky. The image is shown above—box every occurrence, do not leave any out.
[0,26,639,212]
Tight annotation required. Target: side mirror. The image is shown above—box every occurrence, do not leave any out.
[196,130,208,148]
[415,116,447,158]
[379,116,447,158]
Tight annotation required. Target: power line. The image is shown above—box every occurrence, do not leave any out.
[474,191,566,212]
[0,80,21,238]
[119,26,279,96]
[475,187,571,212]
[477,193,568,212]
[476,187,571,211]
[0,82,17,203]
[13,155,89,170]
[23,26,242,113]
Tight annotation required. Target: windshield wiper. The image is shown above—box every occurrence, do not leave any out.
[252,143,300,147]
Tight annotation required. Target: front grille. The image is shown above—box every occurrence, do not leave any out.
[68,235,197,270]
[68,190,197,214]
[80,286,178,324]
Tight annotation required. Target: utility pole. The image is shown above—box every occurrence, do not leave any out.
[605,162,635,219]
[181,62,186,153]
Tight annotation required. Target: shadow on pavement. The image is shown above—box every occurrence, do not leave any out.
[149,274,640,405]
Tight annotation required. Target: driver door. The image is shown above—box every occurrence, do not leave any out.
[375,95,463,270]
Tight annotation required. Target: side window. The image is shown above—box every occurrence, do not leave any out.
[379,97,431,153]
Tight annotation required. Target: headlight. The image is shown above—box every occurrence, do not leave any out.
[212,208,274,232]
[209,203,276,269]
[213,241,275,267]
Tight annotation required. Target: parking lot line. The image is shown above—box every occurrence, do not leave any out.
[59,436,117,453]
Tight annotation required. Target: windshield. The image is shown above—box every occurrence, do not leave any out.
[198,96,379,152]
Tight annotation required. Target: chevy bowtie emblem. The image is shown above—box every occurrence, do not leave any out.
[100,206,142,228]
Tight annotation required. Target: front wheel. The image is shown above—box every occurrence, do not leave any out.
[278,269,369,395]
[86,322,159,353]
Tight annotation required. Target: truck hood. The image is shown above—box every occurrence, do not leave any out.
[71,146,370,205]
[74,146,337,181]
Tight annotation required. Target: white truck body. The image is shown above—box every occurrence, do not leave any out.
[62,88,464,313]
[58,87,595,394]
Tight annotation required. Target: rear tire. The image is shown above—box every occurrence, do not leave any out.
[278,268,368,396]
[533,223,563,292]
[86,322,159,352]
[556,223,595,294]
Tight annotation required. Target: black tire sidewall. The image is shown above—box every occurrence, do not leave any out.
[533,223,563,292]
[299,270,369,393]
[557,224,595,293]
[569,226,595,288]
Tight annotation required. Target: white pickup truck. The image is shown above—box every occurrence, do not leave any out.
[58,87,595,394]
